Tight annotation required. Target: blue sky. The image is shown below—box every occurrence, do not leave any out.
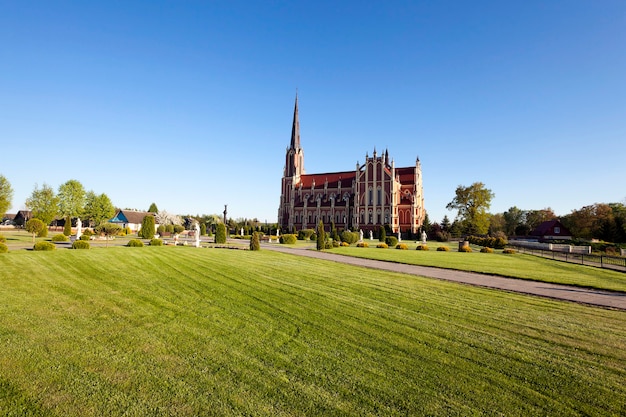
[2,1,624,224]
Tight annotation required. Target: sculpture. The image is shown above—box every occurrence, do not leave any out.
[76,218,82,240]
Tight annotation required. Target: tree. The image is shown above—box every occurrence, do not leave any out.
[249,231,261,251]
[148,203,159,213]
[83,191,115,227]
[215,223,227,244]
[503,206,525,236]
[316,220,326,251]
[139,215,156,239]
[95,222,122,247]
[25,183,59,226]
[25,218,46,242]
[440,215,451,231]
[155,210,183,226]
[488,213,505,235]
[446,182,494,235]
[379,225,386,242]
[525,208,556,232]
[0,175,13,219]
[58,180,86,235]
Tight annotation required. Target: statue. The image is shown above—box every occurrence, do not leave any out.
[240,227,244,236]
[76,218,82,240]
[195,222,201,247]
[359,229,364,242]
[421,230,427,244]
[397,230,401,242]
[369,230,373,240]
[277,228,280,237]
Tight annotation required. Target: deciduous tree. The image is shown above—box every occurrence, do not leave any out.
[58,180,86,235]
[26,183,59,226]
[95,223,122,247]
[0,175,13,219]
[446,182,494,235]
[83,191,115,227]
[25,218,46,242]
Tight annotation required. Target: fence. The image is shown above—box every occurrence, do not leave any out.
[508,241,626,272]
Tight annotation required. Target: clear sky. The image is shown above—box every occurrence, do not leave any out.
[2,1,625,224]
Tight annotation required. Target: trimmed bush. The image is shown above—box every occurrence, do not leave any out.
[63,217,71,236]
[396,243,409,250]
[280,234,297,244]
[416,244,429,251]
[250,232,261,251]
[385,236,398,247]
[437,246,450,251]
[340,231,360,245]
[80,234,90,241]
[340,241,350,247]
[124,226,132,236]
[480,247,494,253]
[297,229,316,240]
[332,240,340,248]
[72,240,90,250]
[34,241,56,251]
[139,215,155,239]
[82,229,94,237]
[215,223,227,244]
[459,246,473,253]
[356,242,369,248]
[376,243,388,249]
[503,248,516,254]
[150,238,163,246]
[127,239,144,247]
[51,234,69,242]
[0,243,8,253]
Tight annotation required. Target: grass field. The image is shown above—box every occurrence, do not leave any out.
[330,245,626,292]
[1,246,625,416]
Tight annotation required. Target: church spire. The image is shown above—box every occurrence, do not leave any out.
[290,93,300,150]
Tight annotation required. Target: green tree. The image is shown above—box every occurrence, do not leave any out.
[440,215,451,231]
[215,223,227,244]
[58,179,86,235]
[503,206,525,236]
[446,182,495,235]
[25,218,46,242]
[249,231,261,251]
[25,183,59,226]
[379,225,386,242]
[95,222,122,247]
[64,219,72,236]
[148,203,159,213]
[316,220,326,251]
[525,208,556,232]
[0,175,13,219]
[200,223,207,236]
[83,191,115,227]
[139,215,156,239]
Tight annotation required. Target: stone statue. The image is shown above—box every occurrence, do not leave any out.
[359,229,363,242]
[277,228,280,237]
[421,230,427,244]
[76,218,82,240]
[240,227,244,236]
[369,230,373,240]
[195,222,201,247]
[397,230,401,242]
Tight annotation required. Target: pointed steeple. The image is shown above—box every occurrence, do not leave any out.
[290,93,300,150]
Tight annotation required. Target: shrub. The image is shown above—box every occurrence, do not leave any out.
[34,241,55,251]
[0,243,8,253]
[150,238,163,246]
[416,244,429,251]
[298,229,316,240]
[503,248,516,254]
[0,234,5,243]
[157,225,166,235]
[63,218,71,236]
[340,241,350,247]
[215,223,227,244]
[340,231,359,245]
[280,234,297,244]
[165,224,175,234]
[51,234,69,242]
[356,242,369,248]
[396,243,409,250]
[250,232,261,251]
[80,234,90,241]
[174,225,185,234]
[376,243,388,249]
[38,228,48,238]
[459,245,472,253]
[127,239,144,247]
[379,226,386,242]
[385,236,398,247]
[124,226,132,236]
[435,231,450,242]
[437,246,450,251]
[480,247,494,253]
[332,240,340,248]
[139,215,155,239]
[72,240,90,249]
[82,229,94,237]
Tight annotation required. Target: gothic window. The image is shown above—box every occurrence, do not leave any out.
[377,188,381,205]
[368,188,373,205]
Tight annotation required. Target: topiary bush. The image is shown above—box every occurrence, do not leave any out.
[376,243,388,249]
[437,246,450,251]
[416,244,429,251]
[72,240,90,249]
[340,241,350,247]
[127,239,144,247]
[150,238,163,246]
[396,243,409,250]
[51,234,69,242]
[298,229,316,240]
[503,248,516,254]
[215,223,227,244]
[34,241,55,251]
[250,232,261,251]
[385,236,398,247]
[0,243,8,253]
[280,234,297,244]
[356,242,369,248]
[340,231,360,244]
[80,234,90,241]
[459,246,472,253]
[480,247,494,253]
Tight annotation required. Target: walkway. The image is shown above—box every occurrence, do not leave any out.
[264,244,626,311]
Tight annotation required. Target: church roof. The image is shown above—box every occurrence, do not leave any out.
[297,171,356,189]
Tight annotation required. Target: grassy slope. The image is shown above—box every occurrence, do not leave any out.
[330,245,626,292]
[0,247,624,416]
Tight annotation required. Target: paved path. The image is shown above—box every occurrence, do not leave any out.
[264,244,626,311]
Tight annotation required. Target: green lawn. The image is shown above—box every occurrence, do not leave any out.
[0,247,625,416]
[329,245,626,292]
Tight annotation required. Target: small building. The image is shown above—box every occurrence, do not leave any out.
[1,213,16,226]
[12,210,32,227]
[529,219,572,241]
[109,210,155,233]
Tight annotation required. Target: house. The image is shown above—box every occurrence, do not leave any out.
[109,210,156,233]
[529,219,572,241]
[1,213,16,226]
[12,210,32,227]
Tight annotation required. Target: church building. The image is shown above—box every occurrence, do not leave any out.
[278,96,425,236]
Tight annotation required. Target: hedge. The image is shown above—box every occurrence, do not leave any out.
[34,241,56,251]
[72,240,90,250]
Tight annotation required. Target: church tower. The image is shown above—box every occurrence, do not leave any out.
[278,94,304,230]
